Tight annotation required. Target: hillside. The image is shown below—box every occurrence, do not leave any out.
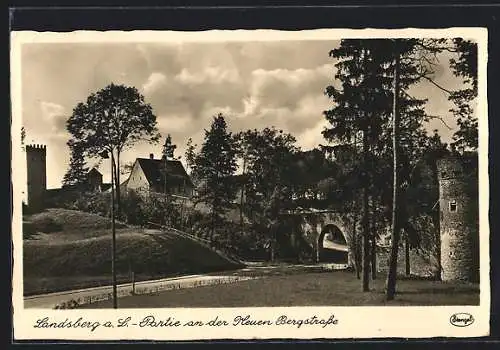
[23,208,244,295]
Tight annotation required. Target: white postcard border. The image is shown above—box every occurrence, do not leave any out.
[11,27,490,340]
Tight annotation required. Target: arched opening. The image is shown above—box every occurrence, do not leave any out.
[318,224,348,264]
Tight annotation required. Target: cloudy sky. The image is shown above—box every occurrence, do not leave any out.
[20,40,464,189]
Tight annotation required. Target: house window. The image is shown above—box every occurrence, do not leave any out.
[449,200,457,212]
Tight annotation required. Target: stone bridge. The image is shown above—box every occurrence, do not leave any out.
[281,208,354,266]
[280,208,441,278]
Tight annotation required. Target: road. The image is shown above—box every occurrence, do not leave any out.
[24,274,256,309]
[23,263,348,309]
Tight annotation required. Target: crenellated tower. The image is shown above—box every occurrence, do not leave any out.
[26,144,47,211]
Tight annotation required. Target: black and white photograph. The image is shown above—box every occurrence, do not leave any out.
[11,28,489,340]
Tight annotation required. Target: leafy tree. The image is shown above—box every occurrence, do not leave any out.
[66,83,161,215]
[233,127,298,261]
[237,128,298,221]
[289,148,335,206]
[319,143,364,276]
[263,185,293,262]
[192,113,238,239]
[403,129,450,279]
[233,131,253,227]
[62,142,89,188]
[410,38,478,150]
[449,39,478,150]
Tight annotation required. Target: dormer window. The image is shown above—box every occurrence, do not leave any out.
[449,200,457,212]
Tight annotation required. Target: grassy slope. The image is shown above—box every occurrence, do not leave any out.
[23,208,243,295]
[81,270,480,308]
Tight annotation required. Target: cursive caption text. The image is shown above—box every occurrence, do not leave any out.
[33,314,339,332]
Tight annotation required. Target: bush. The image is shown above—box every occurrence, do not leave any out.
[67,192,112,218]
[121,190,146,225]
[186,211,269,261]
[140,194,181,228]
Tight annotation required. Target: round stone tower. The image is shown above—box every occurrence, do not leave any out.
[436,155,479,282]
[26,144,47,211]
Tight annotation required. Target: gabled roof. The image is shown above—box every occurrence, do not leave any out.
[136,158,193,187]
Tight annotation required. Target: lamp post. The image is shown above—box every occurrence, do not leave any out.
[100,150,118,309]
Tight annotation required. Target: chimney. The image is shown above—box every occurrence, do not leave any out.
[149,153,154,160]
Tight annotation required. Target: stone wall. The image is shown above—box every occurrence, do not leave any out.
[377,245,440,278]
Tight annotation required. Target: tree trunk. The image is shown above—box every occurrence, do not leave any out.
[271,226,276,263]
[362,130,370,292]
[386,44,401,301]
[210,204,216,241]
[405,231,411,276]
[432,163,442,281]
[350,132,361,280]
[110,152,117,212]
[316,228,320,264]
[240,157,246,228]
[370,197,377,280]
[110,151,118,309]
[352,216,360,279]
[179,198,185,230]
[115,151,121,218]
[163,157,168,227]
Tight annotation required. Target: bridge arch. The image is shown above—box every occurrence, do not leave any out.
[317,222,349,264]
[284,209,353,266]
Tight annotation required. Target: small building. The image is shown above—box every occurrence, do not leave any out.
[62,167,111,193]
[123,153,194,198]
[86,167,104,192]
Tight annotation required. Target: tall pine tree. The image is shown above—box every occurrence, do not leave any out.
[192,113,238,239]
[184,137,197,175]
[63,142,89,188]
[160,134,179,195]
[162,134,178,160]
[323,39,430,295]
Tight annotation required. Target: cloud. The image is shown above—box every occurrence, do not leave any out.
[249,64,333,110]
[175,67,240,85]
[158,113,196,135]
[40,101,65,118]
[142,72,168,95]
[296,119,331,150]
[39,101,68,134]
[20,40,469,189]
